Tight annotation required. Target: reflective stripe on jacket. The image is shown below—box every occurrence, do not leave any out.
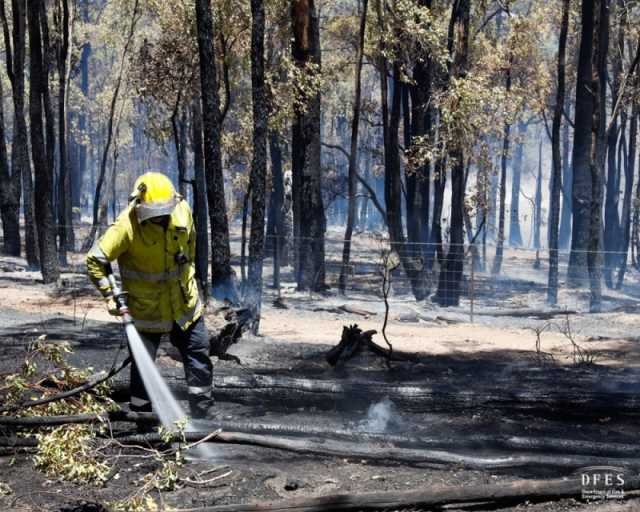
[86,199,203,333]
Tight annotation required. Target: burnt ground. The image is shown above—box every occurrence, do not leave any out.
[1,306,640,512]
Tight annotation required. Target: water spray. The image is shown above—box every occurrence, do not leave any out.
[106,267,217,460]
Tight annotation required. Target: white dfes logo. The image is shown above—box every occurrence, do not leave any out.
[579,466,625,500]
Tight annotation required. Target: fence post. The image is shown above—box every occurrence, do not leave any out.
[470,253,475,323]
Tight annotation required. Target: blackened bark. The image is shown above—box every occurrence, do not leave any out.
[491,60,512,276]
[195,0,239,302]
[559,101,572,249]
[407,0,432,292]
[603,0,624,287]
[0,1,20,256]
[616,104,637,288]
[247,0,268,330]
[73,0,90,209]
[433,0,470,306]
[2,0,34,263]
[291,0,326,291]
[191,98,209,295]
[567,0,596,286]
[534,139,543,251]
[426,157,446,272]
[56,0,73,262]
[0,77,19,256]
[588,0,607,312]
[548,0,569,305]
[508,123,526,247]
[27,0,58,282]
[171,98,187,198]
[268,132,285,287]
[338,0,367,295]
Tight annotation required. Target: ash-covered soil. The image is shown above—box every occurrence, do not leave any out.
[2,249,640,511]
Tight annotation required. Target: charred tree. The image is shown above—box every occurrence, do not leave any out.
[491,56,513,276]
[433,0,470,306]
[603,1,624,287]
[406,0,432,292]
[73,0,90,210]
[171,99,188,198]
[0,3,19,256]
[27,0,59,283]
[559,100,572,250]
[0,0,36,263]
[377,0,427,301]
[191,98,209,295]
[246,0,268,331]
[0,74,19,259]
[338,0,367,295]
[617,92,638,288]
[533,139,543,254]
[267,132,285,288]
[56,0,74,262]
[567,0,597,286]
[508,123,526,247]
[588,0,608,312]
[196,0,239,302]
[548,0,570,305]
[291,0,326,291]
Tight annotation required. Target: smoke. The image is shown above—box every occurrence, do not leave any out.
[358,397,401,433]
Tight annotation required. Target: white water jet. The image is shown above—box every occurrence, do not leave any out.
[125,323,217,460]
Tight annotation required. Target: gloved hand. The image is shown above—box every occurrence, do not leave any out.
[105,295,122,316]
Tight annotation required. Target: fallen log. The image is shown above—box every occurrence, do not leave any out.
[174,475,640,512]
[4,429,640,469]
[108,367,640,417]
[3,413,640,459]
[0,410,151,427]
[0,356,132,415]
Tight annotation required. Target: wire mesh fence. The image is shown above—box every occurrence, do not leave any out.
[247,231,640,321]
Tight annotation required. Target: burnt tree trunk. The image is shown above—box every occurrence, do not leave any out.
[567,0,596,286]
[191,98,209,295]
[246,0,268,331]
[548,0,569,305]
[0,74,19,257]
[56,0,74,262]
[508,123,526,247]
[588,0,607,312]
[73,0,90,210]
[171,99,187,198]
[491,58,512,276]
[433,0,470,306]
[267,132,285,288]
[0,2,20,257]
[426,156,446,272]
[603,1,624,287]
[196,0,239,302]
[407,0,432,292]
[338,0,367,294]
[617,102,638,288]
[559,100,572,250]
[377,2,426,301]
[291,0,326,291]
[1,0,35,263]
[27,0,58,283]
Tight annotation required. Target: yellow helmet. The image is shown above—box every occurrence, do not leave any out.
[131,172,178,222]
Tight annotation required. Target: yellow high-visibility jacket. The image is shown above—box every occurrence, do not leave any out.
[86,199,203,333]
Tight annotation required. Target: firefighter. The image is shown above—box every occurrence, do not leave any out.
[86,172,214,418]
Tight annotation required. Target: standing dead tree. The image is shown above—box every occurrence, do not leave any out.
[338,0,368,295]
